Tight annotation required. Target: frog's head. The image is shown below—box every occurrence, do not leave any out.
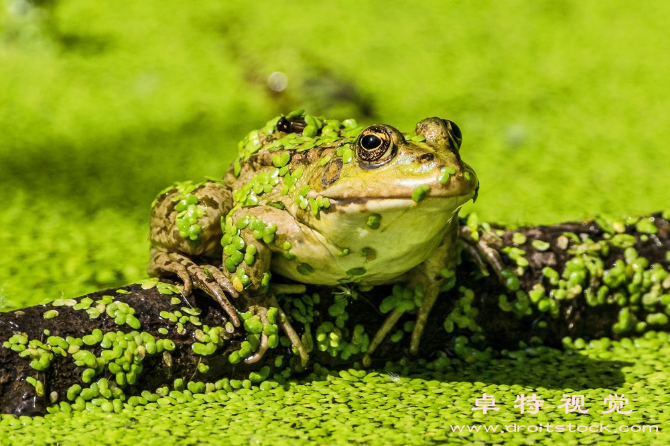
[296,118,477,282]
[317,117,478,209]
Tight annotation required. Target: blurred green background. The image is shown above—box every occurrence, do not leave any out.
[1,0,669,310]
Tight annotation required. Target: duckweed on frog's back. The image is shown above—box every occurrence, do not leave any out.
[148,111,479,366]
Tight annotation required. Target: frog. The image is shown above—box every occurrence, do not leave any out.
[148,110,478,368]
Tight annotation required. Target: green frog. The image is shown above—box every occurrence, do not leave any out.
[148,111,478,367]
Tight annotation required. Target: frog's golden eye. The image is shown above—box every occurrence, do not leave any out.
[356,126,396,168]
[443,120,462,149]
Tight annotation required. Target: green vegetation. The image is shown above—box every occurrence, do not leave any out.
[1,0,670,443]
[2,0,670,307]
[3,336,670,444]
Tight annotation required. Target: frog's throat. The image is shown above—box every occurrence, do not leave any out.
[277,195,467,285]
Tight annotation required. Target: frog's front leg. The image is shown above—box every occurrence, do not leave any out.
[224,206,309,367]
[364,218,460,364]
[148,181,240,326]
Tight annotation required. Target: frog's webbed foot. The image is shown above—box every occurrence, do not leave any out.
[461,226,506,282]
[244,296,309,368]
[149,250,240,326]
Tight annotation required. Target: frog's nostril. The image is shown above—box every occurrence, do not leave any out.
[277,116,307,134]
[277,116,291,132]
[420,153,434,162]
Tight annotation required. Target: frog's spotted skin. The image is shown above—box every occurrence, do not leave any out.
[149,111,478,366]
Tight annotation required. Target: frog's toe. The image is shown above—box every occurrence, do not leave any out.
[244,336,269,364]
[200,263,239,300]
[269,296,309,367]
[461,226,506,283]
[149,251,193,296]
[409,288,441,356]
[362,309,404,367]
[244,306,271,364]
[279,314,309,368]
[408,320,427,356]
[197,263,242,327]
[462,243,490,277]
[153,251,241,326]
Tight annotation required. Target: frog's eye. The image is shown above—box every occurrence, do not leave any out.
[442,120,462,149]
[356,126,396,167]
[361,135,382,150]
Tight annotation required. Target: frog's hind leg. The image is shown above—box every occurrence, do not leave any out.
[149,248,240,327]
[363,310,404,366]
[408,281,441,355]
[273,296,309,367]
[405,220,462,357]
[362,281,443,365]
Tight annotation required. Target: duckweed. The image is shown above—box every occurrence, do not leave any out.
[512,233,527,245]
[42,310,58,320]
[4,3,670,443]
[531,239,551,251]
[379,284,423,314]
[443,287,482,334]
[411,185,431,203]
[438,166,456,184]
[171,184,207,241]
[3,335,670,444]
[366,213,382,230]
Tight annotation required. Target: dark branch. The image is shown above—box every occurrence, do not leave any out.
[2,213,669,415]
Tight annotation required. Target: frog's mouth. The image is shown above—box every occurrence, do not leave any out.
[319,167,477,205]
[323,194,474,218]
[325,193,474,208]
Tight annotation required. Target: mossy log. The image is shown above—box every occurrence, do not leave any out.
[2,213,670,416]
